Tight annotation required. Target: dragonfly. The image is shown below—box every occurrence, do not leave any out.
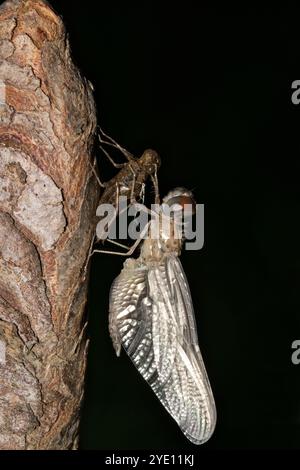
[96,127,161,208]
[108,187,217,445]
[84,127,161,271]
[95,129,160,250]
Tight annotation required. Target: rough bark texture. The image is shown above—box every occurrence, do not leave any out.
[0,0,99,449]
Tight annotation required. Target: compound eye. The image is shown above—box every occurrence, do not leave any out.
[165,195,196,216]
[168,195,196,214]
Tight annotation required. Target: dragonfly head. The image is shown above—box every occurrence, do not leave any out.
[141,188,196,261]
[140,149,161,174]
[162,187,196,217]
[143,188,195,257]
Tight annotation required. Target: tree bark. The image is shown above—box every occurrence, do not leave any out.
[0,0,98,449]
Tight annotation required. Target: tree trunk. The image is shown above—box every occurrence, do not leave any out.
[0,0,98,449]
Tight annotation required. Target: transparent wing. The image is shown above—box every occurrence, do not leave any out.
[109,255,216,445]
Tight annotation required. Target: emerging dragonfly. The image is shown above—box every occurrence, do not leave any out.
[108,187,216,445]
[92,127,160,244]
[96,127,160,204]
[84,128,161,271]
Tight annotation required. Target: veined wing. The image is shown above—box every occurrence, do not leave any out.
[109,255,216,445]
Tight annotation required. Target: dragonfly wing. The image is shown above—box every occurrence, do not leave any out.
[109,255,216,445]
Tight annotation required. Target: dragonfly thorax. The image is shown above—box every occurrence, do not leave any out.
[141,214,183,262]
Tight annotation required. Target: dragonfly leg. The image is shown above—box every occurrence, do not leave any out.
[81,233,96,281]
[89,156,106,188]
[99,144,126,169]
[106,239,131,250]
[98,126,135,161]
[128,164,137,204]
[81,181,121,279]
[91,220,151,257]
[81,229,129,280]
[82,224,131,278]
[127,164,156,208]
[94,181,131,247]
[151,164,160,205]
[139,183,146,204]
[114,181,120,209]
[93,183,120,244]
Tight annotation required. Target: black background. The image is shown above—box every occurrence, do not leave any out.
[47,3,300,450]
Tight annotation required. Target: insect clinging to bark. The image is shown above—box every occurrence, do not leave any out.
[88,127,161,254]
[84,127,161,271]
[108,187,217,445]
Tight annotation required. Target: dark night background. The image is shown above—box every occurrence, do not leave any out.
[47,3,300,450]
